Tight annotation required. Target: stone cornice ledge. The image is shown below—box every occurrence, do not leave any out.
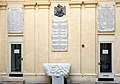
[24,2,36,9]
[37,2,50,6]
[84,1,97,5]
[69,1,97,8]
[0,3,7,6]
[37,2,50,9]
[24,2,36,6]
[116,1,120,4]
[0,3,7,10]
[69,1,82,8]
[116,1,120,7]
[69,1,82,5]
[84,1,97,8]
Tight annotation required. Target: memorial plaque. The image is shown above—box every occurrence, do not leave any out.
[52,20,68,51]
[98,3,115,32]
[8,8,23,33]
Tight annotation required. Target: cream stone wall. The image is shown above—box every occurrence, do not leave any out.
[0,3,7,75]
[69,4,81,74]
[24,5,35,74]
[81,3,96,75]
[38,3,49,74]
[115,2,120,75]
[0,0,120,83]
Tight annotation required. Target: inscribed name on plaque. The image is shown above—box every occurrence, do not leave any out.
[8,8,23,33]
[52,20,68,51]
[98,2,115,32]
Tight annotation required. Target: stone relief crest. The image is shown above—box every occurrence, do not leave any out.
[54,4,66,17]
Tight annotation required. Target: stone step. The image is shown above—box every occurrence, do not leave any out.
[0,81,24,84]
[0,77,25,84]
[95,81,119,84]
[24,83,50,84]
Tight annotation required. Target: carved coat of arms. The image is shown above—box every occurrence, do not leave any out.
[54,4,66,17]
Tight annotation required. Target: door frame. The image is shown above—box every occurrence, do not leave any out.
[8,37,23,76]
[98,35,115,79]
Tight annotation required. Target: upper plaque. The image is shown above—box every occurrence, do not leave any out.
[8,8,23,33]
[52,20,68,51]
[98,3,115,32]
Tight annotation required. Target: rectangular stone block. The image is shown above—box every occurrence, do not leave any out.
[96,81,118,84]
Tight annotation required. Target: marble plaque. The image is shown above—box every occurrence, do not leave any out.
[52,20,68,51]
[98,3,115,32]
[8,8,23,33]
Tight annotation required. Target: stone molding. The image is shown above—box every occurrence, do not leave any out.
[69,1,82,8]
[116,1,120,7]
[37,2,50,9]
[69,1,97,8]
[24,2,36,9]
[24,2,50,9]
[0,3,7,10]
[84,1,97,8]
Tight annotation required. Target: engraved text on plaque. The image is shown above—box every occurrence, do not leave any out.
[98,3,115,32]
[8,8,23,33]
[52,20,68,51]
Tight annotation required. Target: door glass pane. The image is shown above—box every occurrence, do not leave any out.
[11,44,21,72]
[100,43,112,72]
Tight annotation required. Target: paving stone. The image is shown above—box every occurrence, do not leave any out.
[95,81,119,84]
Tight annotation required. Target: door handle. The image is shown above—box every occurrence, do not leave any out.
[98,62,101,65]
[20,58,23,60]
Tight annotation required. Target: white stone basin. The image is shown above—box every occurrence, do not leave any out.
[43,63,71,76]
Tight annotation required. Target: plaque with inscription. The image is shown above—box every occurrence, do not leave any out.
[52,20,68,51]
[98,3,115,32]
[8,8,23,33]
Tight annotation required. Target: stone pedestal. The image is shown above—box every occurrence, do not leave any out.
[52,76,64,84]
[43,63,70,84]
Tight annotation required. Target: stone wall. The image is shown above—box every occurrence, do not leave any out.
[0,0,120,83]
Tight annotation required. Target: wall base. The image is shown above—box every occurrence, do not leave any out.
[0,75,120,84]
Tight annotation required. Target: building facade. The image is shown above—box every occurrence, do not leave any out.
[0,0,120,83]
